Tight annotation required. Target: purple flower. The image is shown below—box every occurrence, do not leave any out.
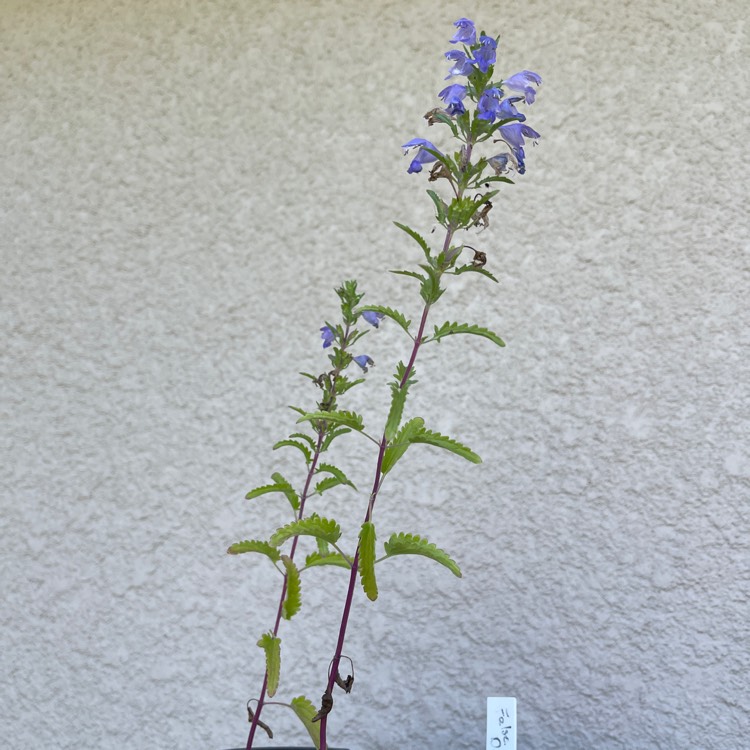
[438,83,467,115]
[320,325,335,348]
[353,355,374,372]
[472,35,497,73]
[444,50,474,79]
[450,17,476,46]
[496,123,541,174]
[504,70,542,104]
[496,96,526,122]
[477,87,504,122]
[488,154,510,174]
[361,310,385,327]
[402,137,441,174]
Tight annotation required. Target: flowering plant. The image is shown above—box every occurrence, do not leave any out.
[228,17,541,750]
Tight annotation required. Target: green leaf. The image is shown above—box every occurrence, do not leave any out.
[297,409,365,432]
[454,264,499,283]
[358,522,378,601]
[272,439,312,465]
[280,554,301,620]
[384,363,416,442]
[226,539,281,563]
[304,551,351,570]
[426,189,448,224]
[383,532,462,577]
[393,221,431,260]
[315,475,353,495]
[381,417,425,475]
[321,426,352,452]
[411,427,482,464]
[257,632,281,697]
[356,304,412,334]
[390,269,427,284]
[429,321,505,348]
[270,514,342,547]
[290,696,321,750]
[246,475,300,513]
[290,432,317,449]
[316,463,357,490]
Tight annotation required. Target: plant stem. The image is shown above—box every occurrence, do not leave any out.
[247,324,355,749]
[246,430,324,749]
[319,228,458,750]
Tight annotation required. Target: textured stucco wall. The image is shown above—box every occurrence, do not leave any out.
[2,1,748,748]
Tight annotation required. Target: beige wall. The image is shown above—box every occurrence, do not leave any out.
[2,1,748,748]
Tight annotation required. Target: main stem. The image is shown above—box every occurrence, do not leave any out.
[318,225,458,750]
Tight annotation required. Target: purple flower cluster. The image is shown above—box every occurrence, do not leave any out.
[402,18,542,176]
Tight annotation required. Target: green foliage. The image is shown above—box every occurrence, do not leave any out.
[418,264,445,304]
[321,426,352,452]
[426,189,448,225]
[429,321,505,348]
[272,439,312,465]
[358,522,378,601]
[290,695,321,750]
[393,221,431,260]
[410,427,482,464]
[383,532,462,577]
[381,417,425,475]
[297,409,365,432]
[226,539,281,563]
[246,474,300,513]
[270,514,342,547]
[316,463,357,490]
[257,632,281,697]
[280,555,301,620]
[454,264,499,283]
[303,551,351,570]
[384,363,417,442]
[336,279,365,327]
[356,304,412,335]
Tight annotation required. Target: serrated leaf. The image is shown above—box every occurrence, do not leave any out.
[270,514,342,547]
[226,539,281,563]
[426,189,448,225]
[356,304,412,334]
[390,269,427,284]
[393,221,431,260]
[246,476,299,513]
[297,409,364,432]
[411,427,482,464]
[321,426,352,452]
[257,633,281,697]
[383,532,462,577]
[289,432,317,449]
[429,321,505,348]
[358,522,378,601]
[384,363,416,442]
[304,551,351,569]
[381,417,425,475]
[290,696,321,750]
[315,476,351,494]
[316,463,357,490]
[272,439,312,465]
[280,555,301,620]
[454,265,499,283]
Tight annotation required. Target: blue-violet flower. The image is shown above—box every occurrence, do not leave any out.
[353,355,374,372]
[496,123,541,174]
[450,17,476,46]
[320,325,335,348]
[402,138,441,174]
[504,70,542,104]
[472,35,497,73]
[444,49,474,78]
[477,87,504,122]
[361,310,385,327]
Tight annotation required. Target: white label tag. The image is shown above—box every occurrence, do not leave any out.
[486,697,516,750]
